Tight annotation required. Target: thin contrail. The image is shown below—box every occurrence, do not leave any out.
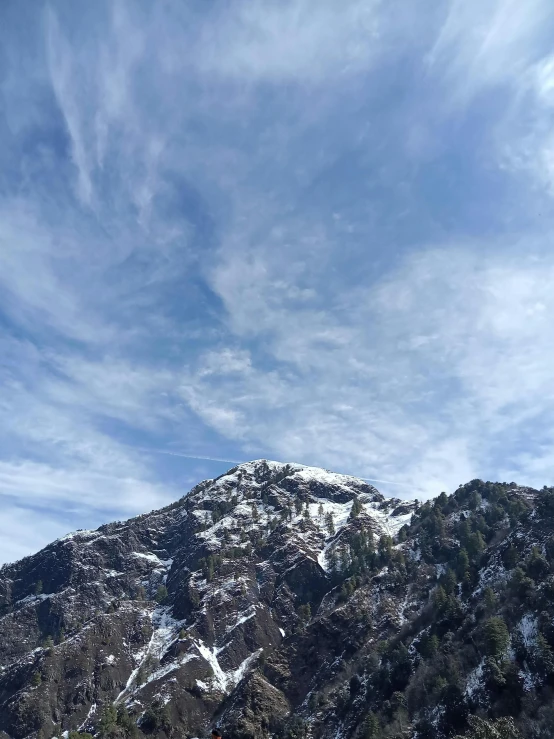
[135,446,414,488]
[359,477,413,488]
[134,447,242,465]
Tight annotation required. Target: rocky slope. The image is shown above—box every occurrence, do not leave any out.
[1,461,554,739]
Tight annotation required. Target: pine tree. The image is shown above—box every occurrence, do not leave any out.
[318,502,324,517]
[155,585,168,603]
[433,585,448,612]
[99,704,118,738]
[453,715,520,739]
[484,617,509,659]
[378,535,392,561]
[327,548,338,571]
[418,633,439,658]
[35,580,43,595]
[363,711,380,739]
[349,497,362,519]
[31,670,42,687]
[443,568,457,595]
[502,545,519,570]
[339,545,350,572]
[483,587,496,611]
[526,546,550,581]
[457,548,469,579]
[534,633,554,678]
[325,512,335,535]
[468,531,486,558]
[117,704,137,737]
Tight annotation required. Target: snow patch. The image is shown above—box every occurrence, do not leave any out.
[518,614,538,647]
[16,593,54,606]
[78,702,97,731]
[195,642,262,693]
[519,666,540,691]
[115,606,185,702]
[226,605,257,633]
[465,659,485,698]
[130,551,168,566]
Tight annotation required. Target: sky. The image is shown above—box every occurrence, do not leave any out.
[2,0,554,563]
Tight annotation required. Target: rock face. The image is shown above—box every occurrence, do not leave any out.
[1,461,554,739]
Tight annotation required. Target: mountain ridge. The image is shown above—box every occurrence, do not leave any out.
[1,460,553,739]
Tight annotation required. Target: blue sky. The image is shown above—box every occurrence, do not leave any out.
[2,0,554,563]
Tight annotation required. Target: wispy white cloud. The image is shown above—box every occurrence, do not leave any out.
[189,243,554,497]
[3,0,554,563]
[194,0,381,83]
[427,0,554,103]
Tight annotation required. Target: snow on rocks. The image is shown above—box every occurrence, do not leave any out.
[518,614,538,647]
[195,641,262,694]
[78,702,97,731]
[225,604,257,634]
[519,666,540,692]
[130,552,167,566]
[465,658,485,699]
[116,606,186,702]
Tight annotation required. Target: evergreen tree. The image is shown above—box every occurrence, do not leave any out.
[502,545,519,570]
[327,548,338,571]
[418,633,439,658]
[533,633,554,679]
[458,519,471,546]
[318,502,324,517]
[526,547,550,581]
[467,531,486,558]
[117,704,137,737]
[339,545,350,572]
[454,716,520,739]
[483,586,497,611]
[484,617,510,659]
[298,603,311,623]
[433,585,448,612]
[325,512,335,535]
[155,585,168,603]
[363,711,380,739]
[35,580,43,595]
[349,496,362,519]
[378,535,393,562]
[457,549,469,579]
[99,705,118,738]
[443,568,457,595]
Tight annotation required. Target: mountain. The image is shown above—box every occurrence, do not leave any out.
[1,461,554,739]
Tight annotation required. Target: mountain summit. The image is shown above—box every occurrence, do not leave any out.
[1,461,554,739]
